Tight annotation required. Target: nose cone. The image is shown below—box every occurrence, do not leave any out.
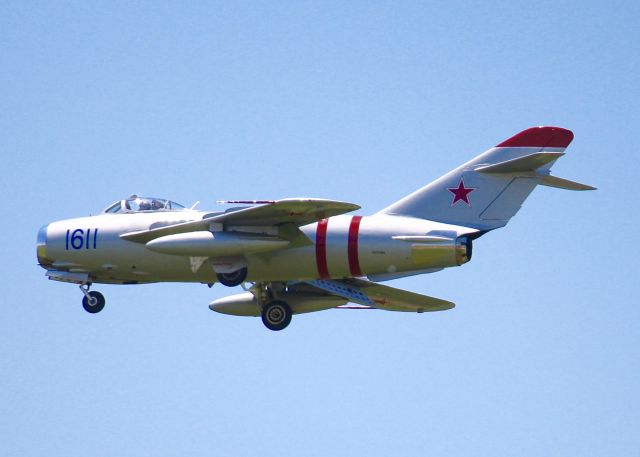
[37,224,53,267]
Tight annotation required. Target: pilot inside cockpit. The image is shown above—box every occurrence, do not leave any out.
[138,199,152,211]
[103,196,187,214]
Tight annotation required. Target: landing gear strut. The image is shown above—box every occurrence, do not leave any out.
[217,267,248,287]
[248,282,294,331]
[79,285,105,314]
[261,300,292,331]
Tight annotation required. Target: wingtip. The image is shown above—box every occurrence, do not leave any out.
[496,126,574,148]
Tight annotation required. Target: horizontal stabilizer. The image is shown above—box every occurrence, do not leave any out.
[475,152,564,174]
[475,152,596,191]
[539,175,597,191]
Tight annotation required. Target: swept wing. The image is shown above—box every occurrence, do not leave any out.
[121,198,360,244]
[305,278,455,312]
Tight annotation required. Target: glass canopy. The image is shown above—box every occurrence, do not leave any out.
[103,196,187,213]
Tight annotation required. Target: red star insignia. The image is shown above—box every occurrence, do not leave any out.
[448,178,476,206]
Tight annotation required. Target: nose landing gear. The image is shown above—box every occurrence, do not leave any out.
[79,285,105,314]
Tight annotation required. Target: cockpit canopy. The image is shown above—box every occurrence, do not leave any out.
[103,195,187,214]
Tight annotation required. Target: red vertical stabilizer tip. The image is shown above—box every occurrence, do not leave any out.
[496,126,574,148]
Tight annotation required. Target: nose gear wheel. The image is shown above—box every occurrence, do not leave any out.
[82,291,105,313]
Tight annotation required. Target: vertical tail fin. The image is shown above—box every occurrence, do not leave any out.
[378,127,595,231]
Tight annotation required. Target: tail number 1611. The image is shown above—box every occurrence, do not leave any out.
[65,228,98,250]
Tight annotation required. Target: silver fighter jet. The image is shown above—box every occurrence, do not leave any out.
[37,126,595,330]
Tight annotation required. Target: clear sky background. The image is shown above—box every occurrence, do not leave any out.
[1,1,638,456]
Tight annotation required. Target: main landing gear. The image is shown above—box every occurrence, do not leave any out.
[79,284,105,314]
[261,300,292,331]
[217,267,248,287]
[252,282,293,331]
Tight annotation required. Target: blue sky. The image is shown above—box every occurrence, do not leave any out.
[1,1,638,455]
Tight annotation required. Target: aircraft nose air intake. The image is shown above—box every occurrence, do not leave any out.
[37,224,53,267]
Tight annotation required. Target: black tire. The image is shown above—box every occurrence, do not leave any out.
[261,300,292,331]
[82,291,105,314]
[217,267,248,287]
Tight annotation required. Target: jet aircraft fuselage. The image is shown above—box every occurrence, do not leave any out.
[38,211,471,284]
[37,127,594,331]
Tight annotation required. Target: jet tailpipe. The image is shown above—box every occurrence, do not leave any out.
[456,236,472,265]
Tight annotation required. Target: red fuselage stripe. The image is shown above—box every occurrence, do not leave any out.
[348,216,363,277]
[315,219,330,279]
